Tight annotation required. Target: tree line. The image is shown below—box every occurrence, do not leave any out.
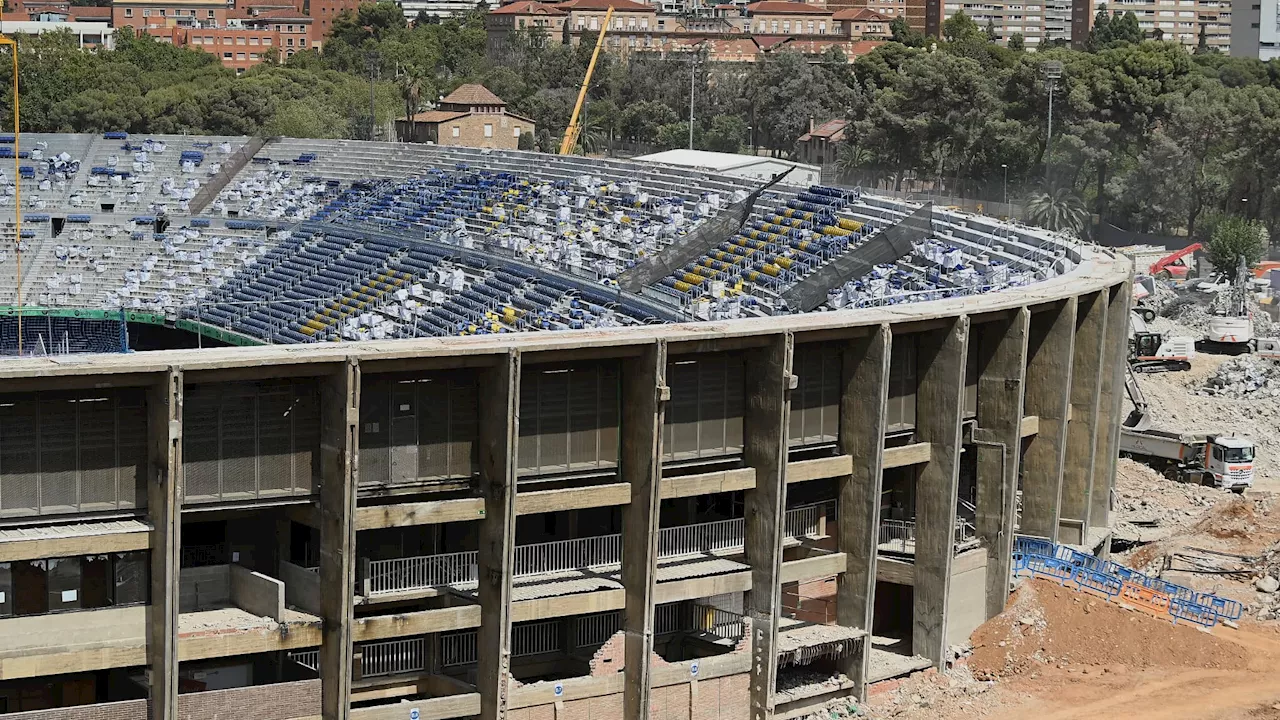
[6,3,1280,240]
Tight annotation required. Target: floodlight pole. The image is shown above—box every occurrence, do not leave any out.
[0,13,21,355]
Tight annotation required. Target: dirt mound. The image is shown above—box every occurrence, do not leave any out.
[968,579,1248,680]
[1194,496,1261,540]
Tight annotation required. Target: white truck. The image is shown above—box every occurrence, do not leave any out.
[1122,363,1254,492]
[1118,428,1255,492]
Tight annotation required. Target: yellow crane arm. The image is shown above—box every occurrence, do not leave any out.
[559,6,613,155]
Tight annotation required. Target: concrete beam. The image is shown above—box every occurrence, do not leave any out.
[517,483,631,515]
[1021,297,1077,541]
[835,325,890,695]
[0,528,150,564]
[319,359,360,720]
[973,309,1029,620]
[1093,282,1132,531]
[911,317,969,667]
[660,467,757,499]
[743,333,793,720]
[1020,415,1039,438]
[146,368,182,720]
[787,455,853,483]
[621,341,667,720]
[883,442,930,468]
[1060,291,1108,543]
[476,351,520,720]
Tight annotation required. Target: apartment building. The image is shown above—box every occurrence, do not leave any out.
[0,258,1129,719]
[1232,0,1280,58]
[396,84,536,149]
[939,0,1074,46]
[1105,0,1231,50]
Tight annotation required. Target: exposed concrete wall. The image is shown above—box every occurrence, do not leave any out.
[230,565,285,621]
[911,318,969,667]
[973,310,1029,620]
[148,368,182,720]
[1021,299,1077,541]
[476,351,520,720]
[319,360,360,720]
[835,325,890,696]
[280,561,322,616]
[945,556,988,647]
[742,333,793,720]
[621,342,666,720]
[179,566,232,613]
[1093,282,1132,531]
[1060,290,1108,544]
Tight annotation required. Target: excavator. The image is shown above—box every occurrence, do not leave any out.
[1129,308,1194,373]
[1148,242,1200,280]
[559,7,613,155]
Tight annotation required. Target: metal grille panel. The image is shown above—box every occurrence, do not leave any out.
[359,372,479,489]
[888,336,918,430]
[182,379,319,505]
[519,363,620,475]
[0,389,148,519]
[790,343,841,447]
[663,353,745,461]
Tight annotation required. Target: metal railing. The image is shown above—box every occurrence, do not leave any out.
[441,630,477,668]
[362,504,828,596]
[366,550,477,594]
[655,601,686,635]
[878,517,979,554]
[356,637,428,678]
[288,649,319,672]
[691,603,745,642]
[512,619,561,657]
[576,610,622,648]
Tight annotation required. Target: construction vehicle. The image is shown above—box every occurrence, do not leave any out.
[1121,364,1254,492]
[1128,308,1194,373]
[1203,255,1254,353]
[559,7,612,155]
[1148,242,1201,280]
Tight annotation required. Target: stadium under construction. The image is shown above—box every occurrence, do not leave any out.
[0,134,1130,720]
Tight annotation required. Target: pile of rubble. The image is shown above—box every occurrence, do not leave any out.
[1198,356,1280,398]
[1113,459,1225,543]
[1159,294,1213,333]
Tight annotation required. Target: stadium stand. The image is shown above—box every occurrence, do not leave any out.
[0,136,1084,350]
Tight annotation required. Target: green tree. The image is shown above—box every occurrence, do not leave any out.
[1196,23,1210,54]
[889,16,927,48]
[1007,33,1024,51]
[1205,217,1268,279]
[702,114,747,153]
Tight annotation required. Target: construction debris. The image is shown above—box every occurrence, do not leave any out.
[1113,458,1225,543]
[1198,355,1280,398]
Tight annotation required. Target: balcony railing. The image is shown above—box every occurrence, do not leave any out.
[364,504,826,597]
[878,517,979,554]
[357,637,427,678]
[288,649,319,672]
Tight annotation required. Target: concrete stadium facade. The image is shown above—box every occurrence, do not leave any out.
[0,236,1132,720]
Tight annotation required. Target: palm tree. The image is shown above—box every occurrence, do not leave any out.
[1024,186,1089,234]
[397,69,424,142]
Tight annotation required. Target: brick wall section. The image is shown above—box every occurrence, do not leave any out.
[177,679,320,720]
[587,630,668,677]
[1,700,147,720]
[783,575,838,625]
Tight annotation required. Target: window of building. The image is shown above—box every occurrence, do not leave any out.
[0,552,147,619]
[263,37,272,44]
[514,127,522,137]
[236,36,246,44]
[236,52,245,59]
[223,51,232,58]
[124,7,132,16]
[590,17,598,29]
[205,35,213,42]
[640,18,648,29]
[782,20,790,32]
[208,8,215,17]
[452,126,460,137]
[819,20,826,32]
[286,38,293,46]
[192,36,202,44]
[484,123,493,137]
[250,52,260,59]
[300,38,306,46]
[142,8,150,16]
[157,8,164,15]
[249,36,259,44]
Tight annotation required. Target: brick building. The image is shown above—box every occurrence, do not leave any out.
[396,83,536,149]
[795,118,849,167]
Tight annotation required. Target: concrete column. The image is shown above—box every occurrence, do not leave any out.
[835,326,891,697]
[1020,299,1077,541]
[972,310,1029,620]
[911,317,969,667]
[319,359,360,720]
[1060,291,1108,544]
[1092,282,1132,534]
[622,342,668,720]
[743,333,794,720]
[146,368,182,720]
[477,351,520,720]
